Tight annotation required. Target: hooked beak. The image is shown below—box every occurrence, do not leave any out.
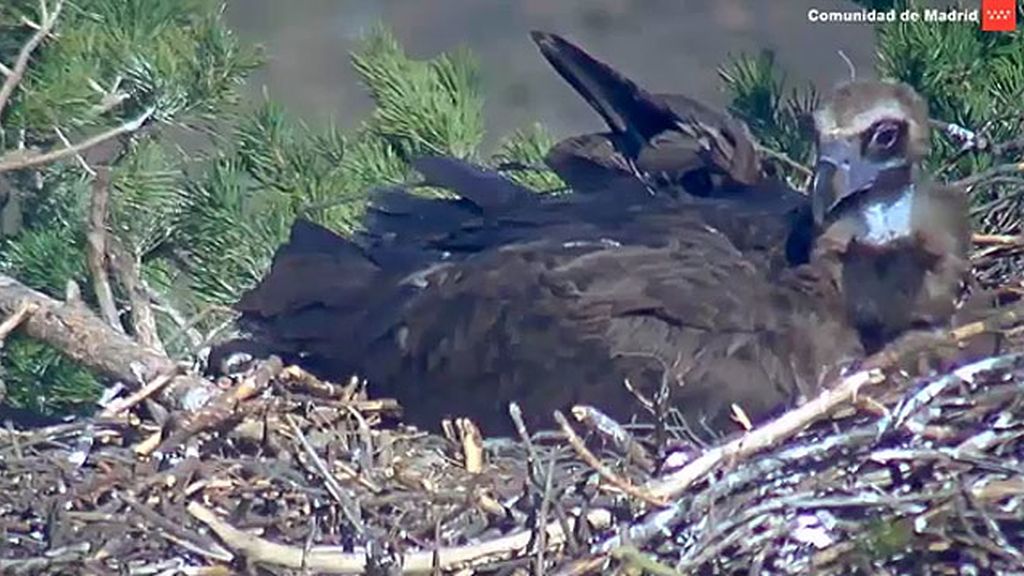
[810,139,884,226]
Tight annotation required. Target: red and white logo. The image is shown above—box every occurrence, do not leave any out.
[981,0,1017,31]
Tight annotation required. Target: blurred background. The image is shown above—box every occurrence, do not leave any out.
[225,0,878,147]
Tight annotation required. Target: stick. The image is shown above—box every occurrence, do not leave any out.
[0,0,66,125]
[952,161,1024,189]
[85,166,123,332]
[188,501,575,575]
[0,300,37,343]
[0,272,216,411]
[0,108,154,174]
[642,368,884,500]
[98,372,174,419]
[553,410,668,508]
[109,239,165,353]
[973,233,1024,247]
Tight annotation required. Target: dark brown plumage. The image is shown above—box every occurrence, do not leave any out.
[224,71,970,441]
[530,31,762,197]
[236,206,861,441]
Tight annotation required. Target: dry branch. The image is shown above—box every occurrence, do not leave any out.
[0,108,154,174]
[953,160,1024,189]
[0,0,65,126]
[110,240,165,353]
[0,300,37,343]
[0,272,216,410]
[187,501,577,574]
[85,166,123,333]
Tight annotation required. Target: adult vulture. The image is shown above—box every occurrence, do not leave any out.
[223,65,970,439]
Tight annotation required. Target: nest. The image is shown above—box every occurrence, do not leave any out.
[2,327,1024,574]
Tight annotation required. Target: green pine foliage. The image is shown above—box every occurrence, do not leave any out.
[876,4,1024,156]
[0,0,258,414]
[718,51,820,186]
[351,25,485,159]
[491,123,566,193]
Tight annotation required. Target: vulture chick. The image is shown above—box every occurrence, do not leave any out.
[810,80,971,352]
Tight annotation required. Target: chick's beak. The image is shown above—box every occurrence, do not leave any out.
[811,139,882,226]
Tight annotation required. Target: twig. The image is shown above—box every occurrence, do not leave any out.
[85,165,123,333]
[0,300,37,343]
[953,161,1024,189]
[973,233,1024,247]
[0,0,66,126]
[109,239,165,353]
[643,367,885,500]
[534,453,558,575]
[571,405,654,472]
[285,413,366,540]
[144,281,203,351]
[754,143,813,180]
[189,499,577,574]
[52,125,96,176]
[0,107,154,174]
[98,371,175,419]
[553,410,668,508]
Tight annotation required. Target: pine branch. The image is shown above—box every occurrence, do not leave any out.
[0,0,65,128]
[0,107,154,174]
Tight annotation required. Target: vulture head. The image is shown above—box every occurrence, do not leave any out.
[809,81,970,351]
[810,80,930,227]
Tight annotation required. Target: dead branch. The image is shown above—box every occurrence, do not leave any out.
[85,166,123,333]
[754,143,813,181]
[0,300,37,344]
[953,161,1024,189]
[109,240,165,353]
[553,410,668,508]
[187,500,577,575]
[642,299,1024,501]
[97,372,173,419]
[643,368,885,500]
[0,108,154,174]
[0,0,66,127]
[0,272,216,410]
[973,233,1024,247]
[150,357,283,455]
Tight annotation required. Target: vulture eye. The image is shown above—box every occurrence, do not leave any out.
[868,121,901,152]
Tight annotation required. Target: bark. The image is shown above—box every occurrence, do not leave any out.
[0,273,216,411]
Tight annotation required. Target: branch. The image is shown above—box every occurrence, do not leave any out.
[0,272,216,411]
[85,166,124,333]
[642,368,885,500]
[641,299,1024,501]
[973,233,1024,247]
[0,0,65,126]
[952,161,1024,189]
[0,107,154,174]
[187,500,578,574]
[109,239,166,354]
[754,142,812,180]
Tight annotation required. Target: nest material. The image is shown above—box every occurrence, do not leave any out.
[2,335,1024,574]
